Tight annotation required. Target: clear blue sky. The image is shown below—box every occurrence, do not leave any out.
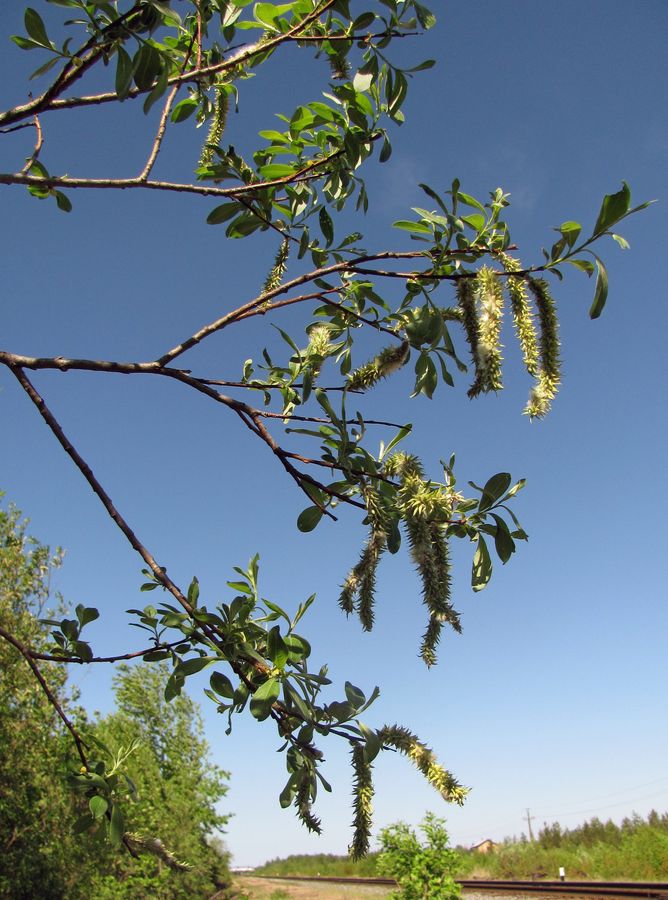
[1,0,667,867]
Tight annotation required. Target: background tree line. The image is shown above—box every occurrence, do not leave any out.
[255,809,668,882]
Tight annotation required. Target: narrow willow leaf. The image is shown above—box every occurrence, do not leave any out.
[590,255,609,319]
[472,534,492,592]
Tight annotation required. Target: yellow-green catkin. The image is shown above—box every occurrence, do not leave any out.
[349,744,374,860]
[198,86,229,169]
[385,453,460,665]
[501,253,539,377]
[338,486,388,629]
[346,341,410,392]
[124,833,191,871]
[377,725,468,804]
[456,278,481,396]
[525,277,561,419]
[261,236,290,295]
[295,772,321,834]
[474,266,504,393]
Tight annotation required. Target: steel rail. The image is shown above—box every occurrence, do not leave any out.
[255,874,668,898]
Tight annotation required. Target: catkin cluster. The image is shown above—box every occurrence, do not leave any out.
[340,453,461,666]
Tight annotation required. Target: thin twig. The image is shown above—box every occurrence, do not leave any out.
[138,40,195,182]
[19,116,42,176]
[29,639,185,665]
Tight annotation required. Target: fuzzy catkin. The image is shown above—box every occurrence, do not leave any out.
[349,744,374,860]
[474,266,504,393]
[501,253,539,377]
[198,87,228,169]
[347,341,409,391]
[525,277,561,418]
[261,236,290,295]
[377,725,467,804]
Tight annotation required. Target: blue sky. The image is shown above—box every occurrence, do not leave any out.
[1,0,667,867]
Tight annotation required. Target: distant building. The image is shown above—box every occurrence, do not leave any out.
[471,839,497,854]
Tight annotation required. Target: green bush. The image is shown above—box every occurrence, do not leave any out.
[376,814,461,900]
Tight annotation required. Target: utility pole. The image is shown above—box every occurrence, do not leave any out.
[524,808,535,842]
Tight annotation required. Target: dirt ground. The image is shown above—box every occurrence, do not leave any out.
[231,875,393,899]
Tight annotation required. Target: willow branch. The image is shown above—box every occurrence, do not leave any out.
[157,250,430,364]
[0,354,381,511]
[0,0,337,129]
[0,624,89,767]
[28,639,185,665]
[9,365,196,615]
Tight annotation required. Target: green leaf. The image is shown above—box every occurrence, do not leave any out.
[133,44,161,91]
[491,514,515,564]
[344,681,365,710]
[279,774,297,808]
[414,2,436,29]
[164,671,184,702]
[89,795,108,819]
[589,254,608,319]
[207,202,241,225]
[564,258,595,276]
[210,671,235,699]
[115,46,134,101]
[556,220,582,249]
[187,576,200,606]
[472,534,493,592]
[11,36,48,51]
[593,182,631,236]
[611,233,630,250]
[249,677,280,720]
[284,633,311,661]
[319,207,334,247]
[73,641,93,662]
[267,625,289,668]
[457,191,485,212]
[142,649,170,661]
[171,97,199,123]
[297,505,324,533]
[72,813,95,835]
[380,424,412,460]
[29,55,61,80]
[178,655,215,676]
[258,163,295,180]
[75,604,99,628]
[479,472,512,511]
[24,8,52,48]
[109,802,124,848]
[393,219,431,234]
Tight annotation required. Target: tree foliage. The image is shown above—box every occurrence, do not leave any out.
[0,0,650,861]
[0,497,231,897]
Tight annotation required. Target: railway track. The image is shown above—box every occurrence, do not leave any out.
[257,874,668,898]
